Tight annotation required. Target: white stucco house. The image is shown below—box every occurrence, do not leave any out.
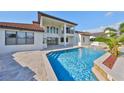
[0,12,91,54]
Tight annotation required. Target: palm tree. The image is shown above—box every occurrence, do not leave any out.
[95,27,124,57]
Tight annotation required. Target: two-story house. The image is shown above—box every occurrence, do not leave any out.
[0,12,77,54]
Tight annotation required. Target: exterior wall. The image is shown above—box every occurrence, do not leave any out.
[0,29,44,54]
[68,37,74,45]
[74,33,80,46]
[81,35,90,45]
[75,33,90,46]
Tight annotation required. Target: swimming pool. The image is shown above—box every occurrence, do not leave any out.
[47,48,105,81]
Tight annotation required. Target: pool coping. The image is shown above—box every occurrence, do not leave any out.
[42,51,58,80]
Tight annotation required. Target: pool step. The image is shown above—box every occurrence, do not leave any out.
[92,67,108,81]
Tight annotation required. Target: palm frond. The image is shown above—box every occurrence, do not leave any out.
[95,37,109,42]
[95,37,116,50]
[117,34,124,42]
[119,23,124,34]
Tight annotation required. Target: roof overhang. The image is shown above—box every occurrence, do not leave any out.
[38,12,78,26]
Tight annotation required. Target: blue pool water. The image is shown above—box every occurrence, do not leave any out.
[47,48,105,81]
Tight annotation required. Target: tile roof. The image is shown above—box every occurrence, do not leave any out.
[75,31,91,36]
[92,32,105,37]
[0,22,44,32]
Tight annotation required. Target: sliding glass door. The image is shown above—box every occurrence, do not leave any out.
[47,37,58,45]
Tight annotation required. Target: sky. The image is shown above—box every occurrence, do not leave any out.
[0,11,124,32]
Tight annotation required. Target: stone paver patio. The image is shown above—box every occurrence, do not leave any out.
[0,53,36,81]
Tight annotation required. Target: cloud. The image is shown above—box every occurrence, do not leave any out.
[105,12,113,16]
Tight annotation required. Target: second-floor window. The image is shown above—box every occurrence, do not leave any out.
[62,27,74,34]
[56,28,58,34]
[53,27,55,33]
[66,27,70,33]
[50,27,52,33]
[47,26,59,34]
[47,26,49,33]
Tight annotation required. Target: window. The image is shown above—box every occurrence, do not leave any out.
[43,38,47,44]
[47,26,49,33]
[26,32,34,44]
[56,28,58,34]
[50,27,52,33]
[70,27,74,34]
[47,37,58,45]
[51,27,53,33]
[83,37,85,42]
[5,31,16,45]
[52,27,54,33]
[53,27,55,33]
[61,37,68,42]
[17,32,26,44]
[66,27,69,33]
[5,31,34,45]
[66,38,68,42]
[61,37,64,42]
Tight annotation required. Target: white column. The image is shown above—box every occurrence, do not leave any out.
[40,16,43,27]
[64,23,67,46]
[73,26,76,45]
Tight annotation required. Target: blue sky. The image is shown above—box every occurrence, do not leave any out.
[0,11,124,32]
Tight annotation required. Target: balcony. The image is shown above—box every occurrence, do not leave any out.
[61,30,74,34]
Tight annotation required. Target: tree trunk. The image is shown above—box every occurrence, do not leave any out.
[111,45,119,57]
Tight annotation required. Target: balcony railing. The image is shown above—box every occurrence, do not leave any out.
[62,30,74,34]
